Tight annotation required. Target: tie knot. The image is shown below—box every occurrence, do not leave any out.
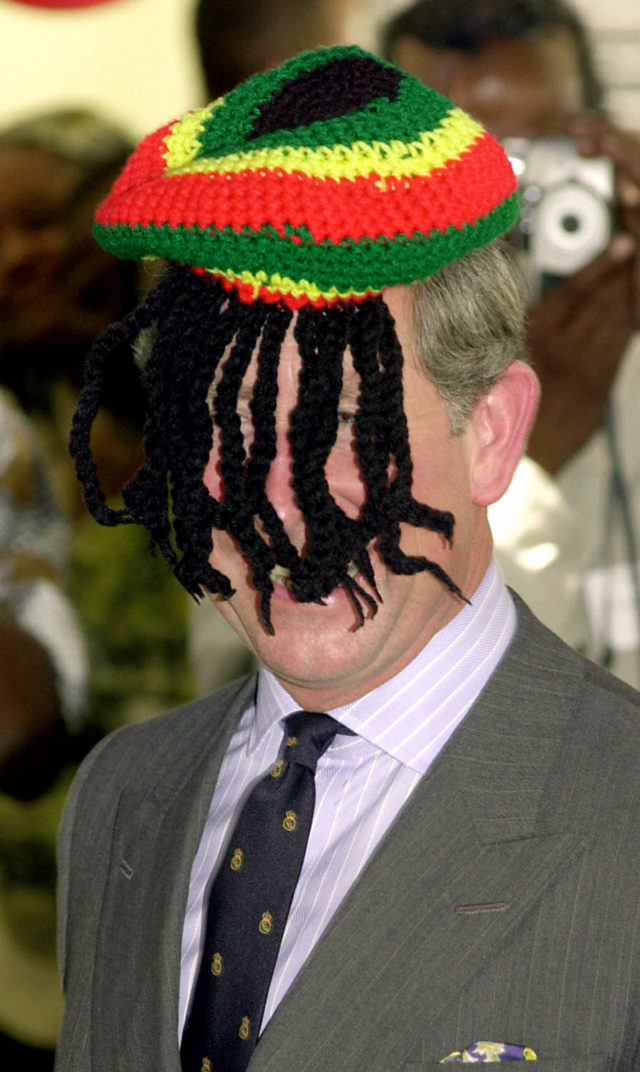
[283,711,351,772]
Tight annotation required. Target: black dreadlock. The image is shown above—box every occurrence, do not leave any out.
[70,264,464,634]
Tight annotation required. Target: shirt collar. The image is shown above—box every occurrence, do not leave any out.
[253,560,515,772]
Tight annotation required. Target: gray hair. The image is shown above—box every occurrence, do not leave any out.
[410,240,529,433]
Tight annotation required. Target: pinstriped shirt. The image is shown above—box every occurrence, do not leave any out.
[179,559,516,1037]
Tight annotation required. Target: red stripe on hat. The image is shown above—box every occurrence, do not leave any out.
[96,132,515,243]
[104,122,176,201]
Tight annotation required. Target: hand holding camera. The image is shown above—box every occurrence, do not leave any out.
[508,114,640,474]
[570,113,640,327]
[504,133,616,299]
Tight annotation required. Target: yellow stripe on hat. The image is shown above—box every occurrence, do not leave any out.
[164,100,225,172]
[210,266,371,304]
[163,107,483,183]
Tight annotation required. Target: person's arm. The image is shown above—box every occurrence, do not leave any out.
[526,116,640,474]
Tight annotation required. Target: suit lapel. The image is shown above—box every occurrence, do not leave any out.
[90,677,256,1071]
[250,602,588,1071]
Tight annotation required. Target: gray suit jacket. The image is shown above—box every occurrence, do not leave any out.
[55,597,640,1071]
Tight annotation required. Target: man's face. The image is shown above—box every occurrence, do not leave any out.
[391,27,585,140]
[202,286,491,710]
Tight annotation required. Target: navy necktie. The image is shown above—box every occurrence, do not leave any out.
[180,711,351,1072]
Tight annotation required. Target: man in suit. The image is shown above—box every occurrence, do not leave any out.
[56,45,640,1071]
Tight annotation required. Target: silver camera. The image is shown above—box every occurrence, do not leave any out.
[502,136,615,301]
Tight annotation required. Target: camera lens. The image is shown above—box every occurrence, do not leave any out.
[562,214,580,234]
[535,182,610,274]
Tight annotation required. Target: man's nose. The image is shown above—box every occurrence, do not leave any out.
[263,425,307,546]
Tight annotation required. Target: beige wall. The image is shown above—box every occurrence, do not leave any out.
[0,0,637,140]
[0,0,205,137]
[0,0,367,138]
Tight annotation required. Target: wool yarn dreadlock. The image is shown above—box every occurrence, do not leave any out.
[70,45,520,632]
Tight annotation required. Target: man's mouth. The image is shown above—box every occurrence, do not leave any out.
[269,561,360,590]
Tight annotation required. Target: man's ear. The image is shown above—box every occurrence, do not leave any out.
[469,360,540,507]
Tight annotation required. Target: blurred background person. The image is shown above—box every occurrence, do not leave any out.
[194,0,357,100]
[0,107,139,515]
[382,0,640,686]
[0,106,194,1066]
[0,105,195,729]
[0,389,86,796]
[0,387,86,1067]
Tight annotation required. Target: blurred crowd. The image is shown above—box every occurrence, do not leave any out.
[1,0,640,1065]
[0,107,194,1064]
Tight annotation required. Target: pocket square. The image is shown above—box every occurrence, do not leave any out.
[441,1042,537,1062]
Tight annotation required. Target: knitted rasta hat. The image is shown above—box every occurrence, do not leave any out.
[71,47,520,633]
[93,45,518,308]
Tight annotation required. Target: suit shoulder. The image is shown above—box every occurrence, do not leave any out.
[512,590,640,716]
[532,633,640,826]
[571,657,640,774]
[539,610,640,724]
[581,654,640,711]
[503,596,640,812]
[69,673,256,805]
